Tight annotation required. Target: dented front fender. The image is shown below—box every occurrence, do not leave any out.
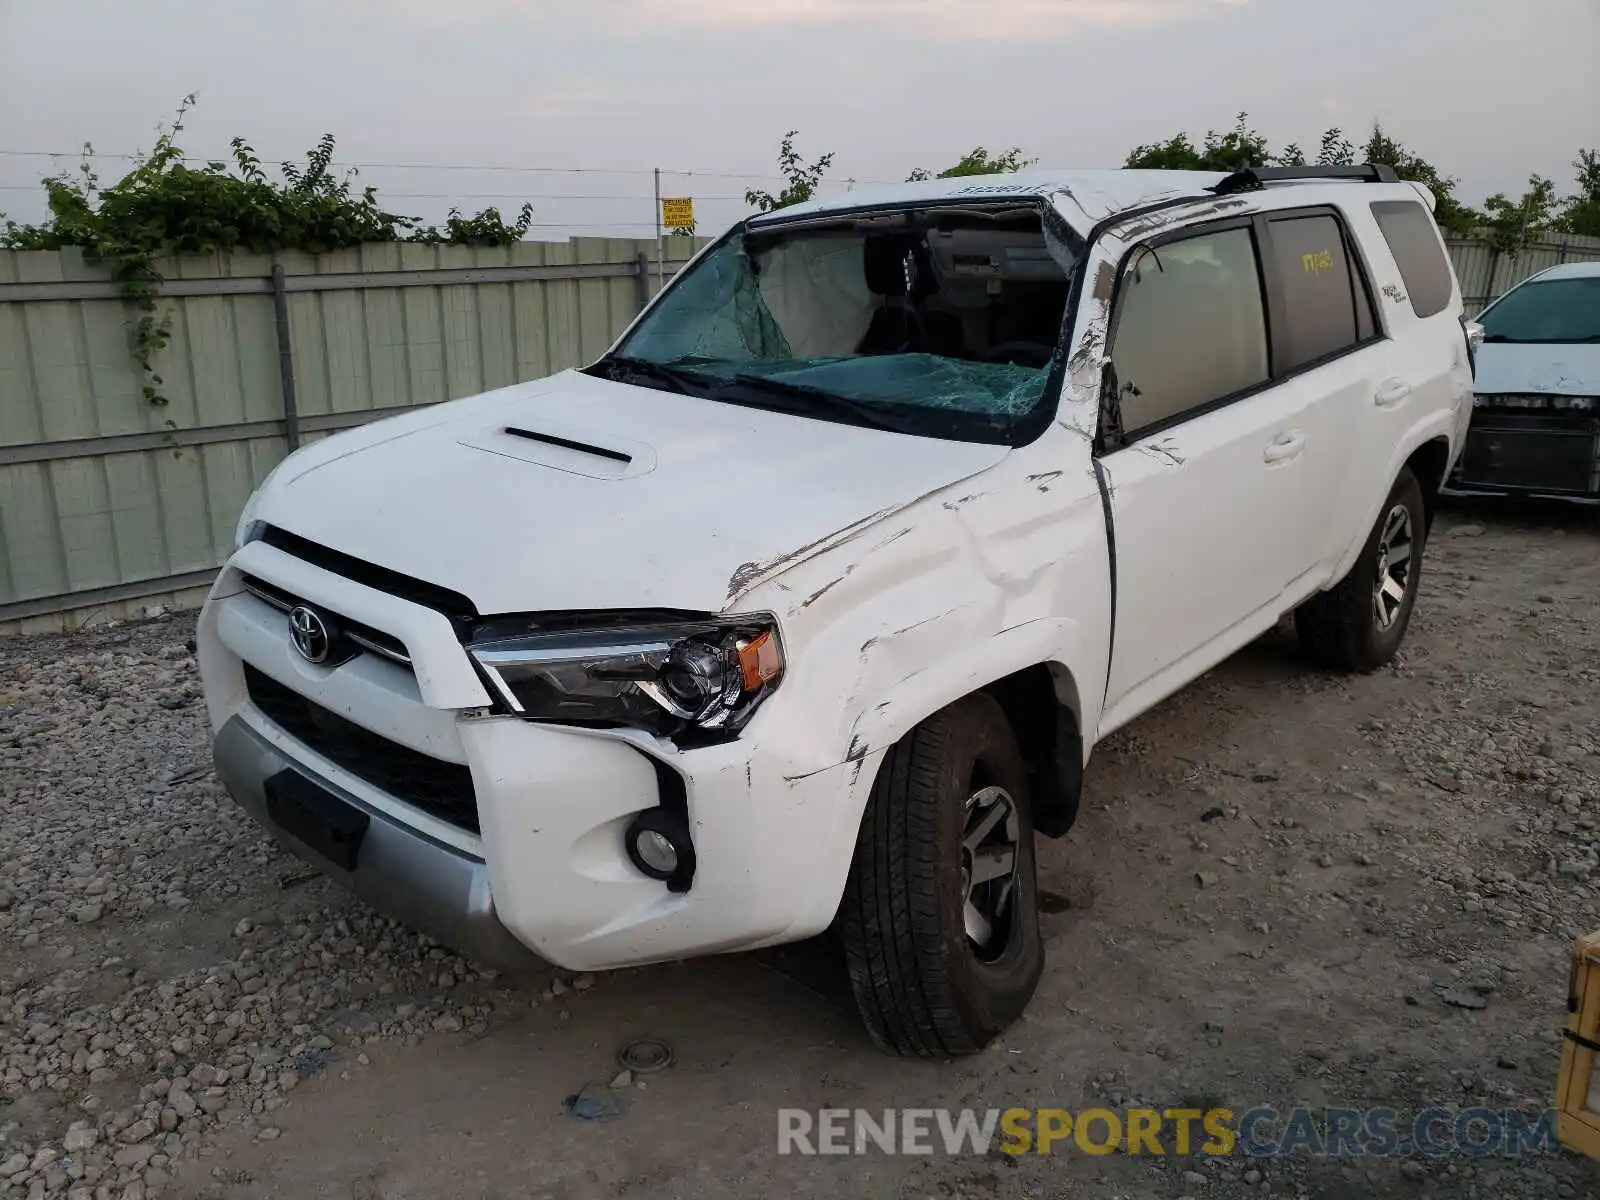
[735,422,1112,777]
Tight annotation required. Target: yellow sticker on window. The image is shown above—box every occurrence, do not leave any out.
[1302,249,1334,274]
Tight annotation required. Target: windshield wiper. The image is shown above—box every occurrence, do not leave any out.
[717,373,929,435]
[591,355,710,395]
[1481,334,1600,344]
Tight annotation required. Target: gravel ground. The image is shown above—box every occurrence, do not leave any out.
[1,501,1598,1200]
[0,620,564,1199]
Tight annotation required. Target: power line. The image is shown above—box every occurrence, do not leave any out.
[369,192,754,202]
[0,148,900,185]
[0,184,755,203]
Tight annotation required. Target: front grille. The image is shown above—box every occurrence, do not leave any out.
[244,665,480,834]
[239,573,412,666]
[1456,412,1600,496]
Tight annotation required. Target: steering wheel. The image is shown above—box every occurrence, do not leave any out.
[983,341,1055,369]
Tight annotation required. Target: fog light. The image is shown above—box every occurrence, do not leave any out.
[624,809,695,891]
[635,830,678,874]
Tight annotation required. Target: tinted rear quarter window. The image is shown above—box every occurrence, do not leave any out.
[1268,214,1369,370]
[1370,200,1454,318]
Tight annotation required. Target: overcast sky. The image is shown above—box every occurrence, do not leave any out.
[2,0,1596,240]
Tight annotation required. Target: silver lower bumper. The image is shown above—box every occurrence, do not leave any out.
[212,717,539,969]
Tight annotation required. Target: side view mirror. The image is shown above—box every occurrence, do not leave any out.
[1464,320,1486,352]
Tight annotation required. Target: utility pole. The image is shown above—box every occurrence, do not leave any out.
[654,168,664,297]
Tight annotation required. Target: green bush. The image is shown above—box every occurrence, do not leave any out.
[1,96,533,409]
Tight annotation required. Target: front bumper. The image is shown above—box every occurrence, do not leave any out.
[197,541,881,973]
[213,716,536,969]
[1445,409,1600,502]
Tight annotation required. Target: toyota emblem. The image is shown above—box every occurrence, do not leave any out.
[288,605,332,664]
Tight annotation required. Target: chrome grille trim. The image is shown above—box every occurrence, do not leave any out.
[238,575,414,667]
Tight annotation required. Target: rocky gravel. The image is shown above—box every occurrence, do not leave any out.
[0,502,1597,1200]
[0,622,563,1199]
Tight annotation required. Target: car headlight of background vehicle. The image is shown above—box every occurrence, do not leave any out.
[1473,393,1598,411]
[466,616,785,742]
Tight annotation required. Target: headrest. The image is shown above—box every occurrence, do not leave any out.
[863,235,913,297]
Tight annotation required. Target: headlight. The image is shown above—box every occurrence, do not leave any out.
[1474,393,1598,411]
[466,616,784,743]
[233,493,265,552]
[234,457,292,552]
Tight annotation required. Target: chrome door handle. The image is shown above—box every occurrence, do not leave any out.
[1264,429,1305,464]
[1375,378,1413,408]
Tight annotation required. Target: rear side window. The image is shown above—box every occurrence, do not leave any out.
[1109,225,1270,437]
[1370,200,1453,318]
[1267,214,1372,370]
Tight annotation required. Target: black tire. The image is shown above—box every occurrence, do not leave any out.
[837,693,1043,1058]
[1295,467,1428,673]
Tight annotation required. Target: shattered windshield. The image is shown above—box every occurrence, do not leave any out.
[597,207,1079,443]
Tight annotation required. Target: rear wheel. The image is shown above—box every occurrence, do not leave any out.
[1295,467,1427,672]
[837,693,1043,1058]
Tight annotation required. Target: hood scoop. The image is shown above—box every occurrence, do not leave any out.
[458,420,657,480]
[505,426,632,464]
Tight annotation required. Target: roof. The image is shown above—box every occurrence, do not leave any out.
[748,167,1431,239]
[1526,261,1600,282]
[750,169,1230,233]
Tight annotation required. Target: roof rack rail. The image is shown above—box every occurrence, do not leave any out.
[1209,163,1401,195]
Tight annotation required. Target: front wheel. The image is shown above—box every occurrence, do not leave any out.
[837,693,1044,1058]
[1295,467,1428,672]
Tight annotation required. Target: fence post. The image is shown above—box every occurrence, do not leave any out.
[635,253,652,313]
[270,261,301,451]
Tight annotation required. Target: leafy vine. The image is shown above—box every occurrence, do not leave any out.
[1,96,535,409]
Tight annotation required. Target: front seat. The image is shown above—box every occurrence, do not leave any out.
[856,236,966,358]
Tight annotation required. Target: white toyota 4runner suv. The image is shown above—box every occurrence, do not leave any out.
[198,165,1475,1058]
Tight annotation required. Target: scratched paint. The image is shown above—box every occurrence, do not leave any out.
[735,427,1114,798]
[1135,438,1186,467]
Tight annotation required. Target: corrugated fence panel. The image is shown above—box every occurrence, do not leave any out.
[358,243,409,410]
[474,246,516,393]
[0,253,46,447]
[510,242,553,382]
[0,236,701,629]
[397,242,446,406]
[317,247,374,417]
[18,251,96,443]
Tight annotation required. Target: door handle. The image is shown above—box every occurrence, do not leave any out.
[1374,378,1413,408]
[1263,429,1305,464]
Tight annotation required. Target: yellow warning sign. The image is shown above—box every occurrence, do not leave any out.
[661,197,695,227]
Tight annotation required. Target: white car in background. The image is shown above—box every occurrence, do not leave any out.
[1447,261,1600,503]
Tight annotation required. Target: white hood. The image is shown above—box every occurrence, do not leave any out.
[1474,342,1600,397]
[253,370,1008,615]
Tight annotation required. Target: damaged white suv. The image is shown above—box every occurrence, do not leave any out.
[198,165,1474,1057]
